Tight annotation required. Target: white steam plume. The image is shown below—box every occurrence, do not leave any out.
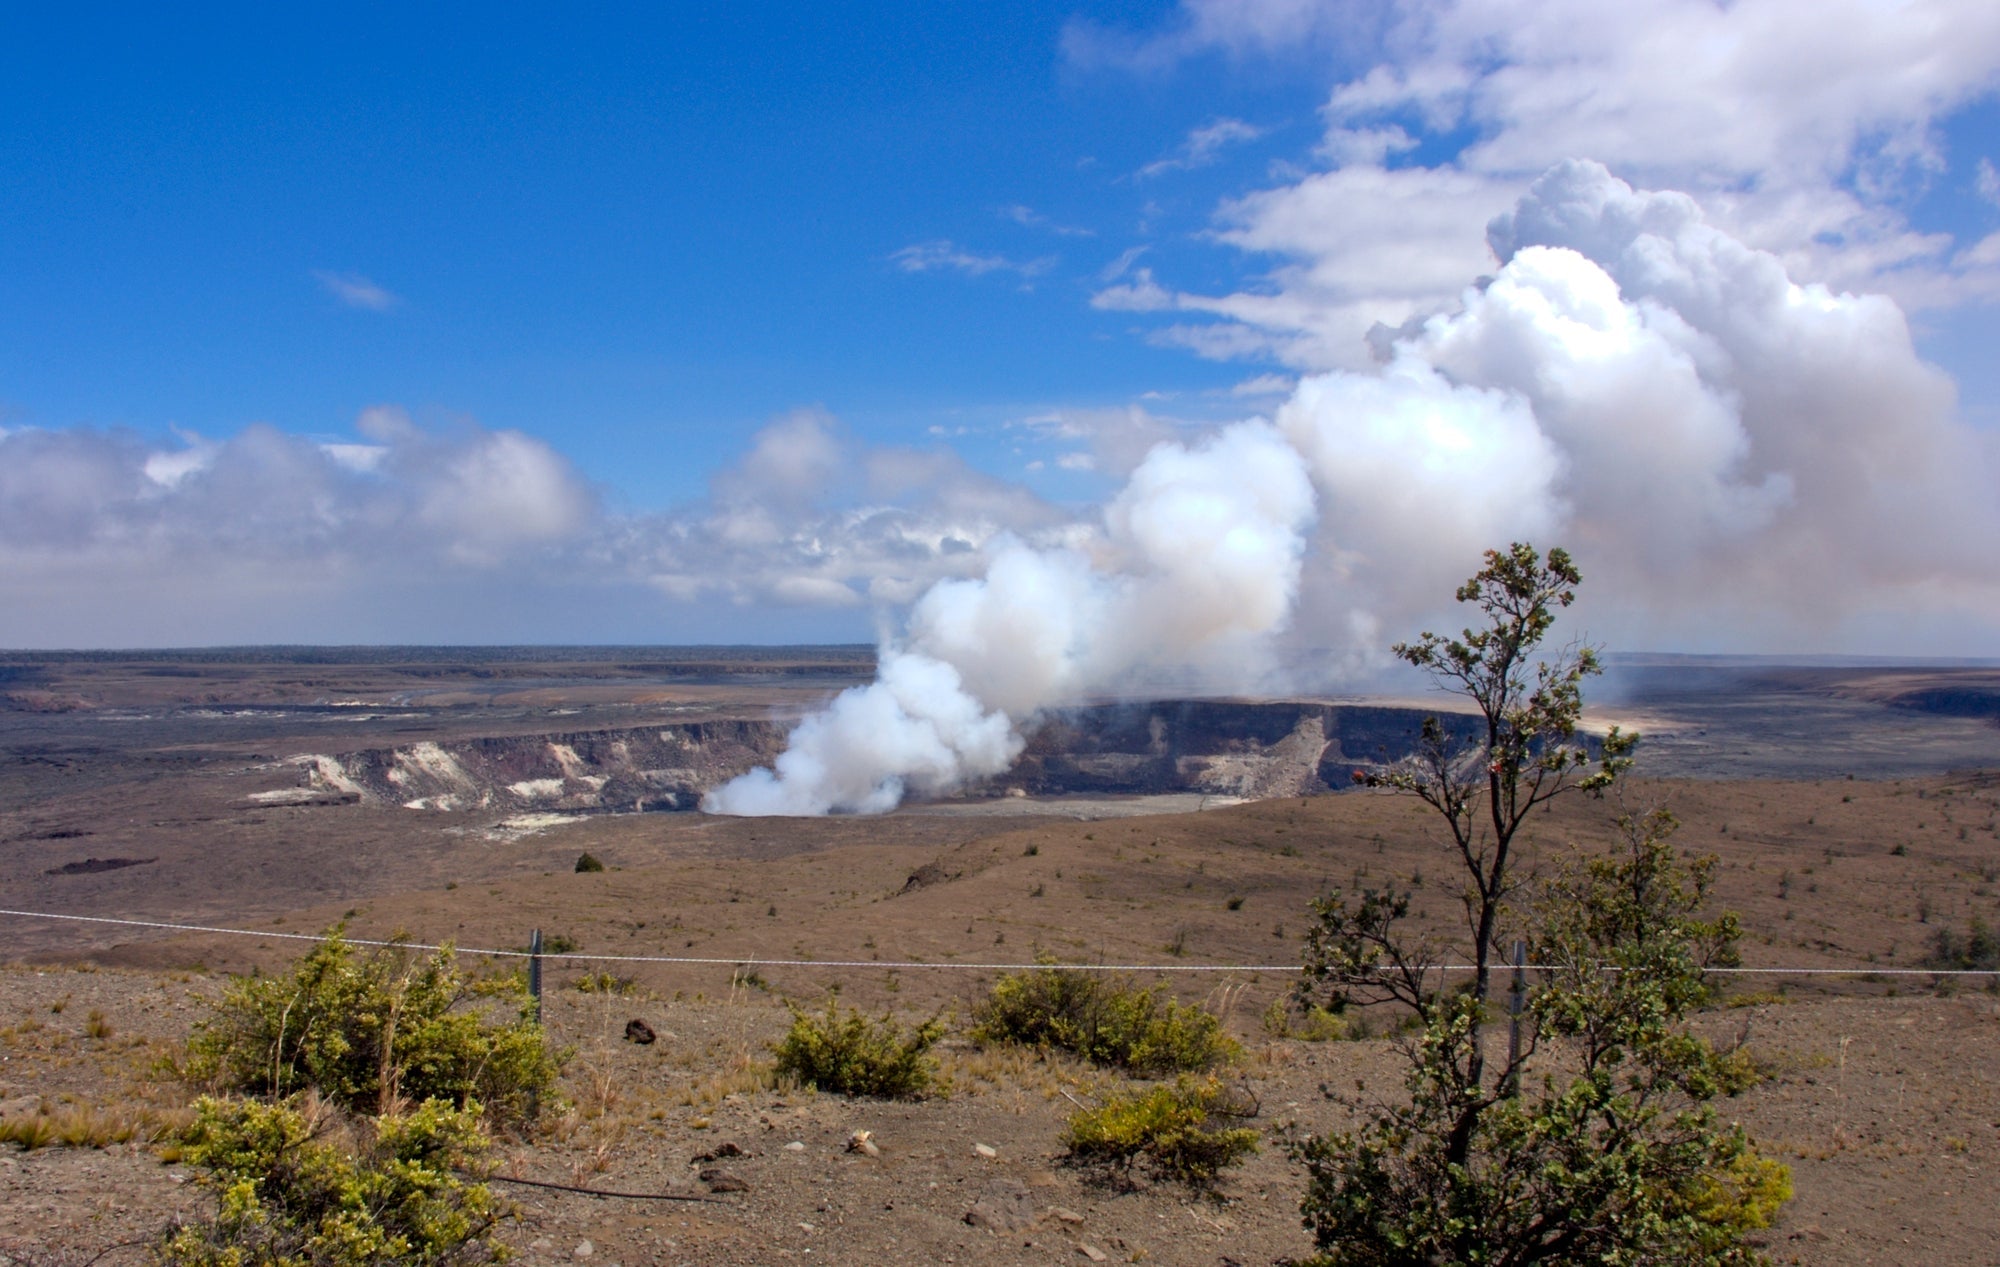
[1279,159,1998,657]
[703,422,1317,815]
[713,158,2000,815]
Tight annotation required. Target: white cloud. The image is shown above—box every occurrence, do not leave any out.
[1000,204,1094,236]
[890,240,1055,279]
[141,429,218,487]
[1062,0,1369,72]
[769,576,864,607]
[313,270,400,311]
[1979,158,2000,207]
[1098,245,1150,282]
[1011,404,1182,477]
[711,407,848,510]
[1138,117,1266,178]
[1090,267,1176,311]
[415,429,596,562]
[322,442,388,473]
[1331,0,1999,195]
[1081,0,2000,369]
[1229,373,1295,396]
[0,405,1081,645]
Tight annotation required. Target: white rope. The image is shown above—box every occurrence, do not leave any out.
[3,907,1997,976]
[0,908,1285,972]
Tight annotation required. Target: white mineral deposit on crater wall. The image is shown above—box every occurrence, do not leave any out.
[507,778,567,799]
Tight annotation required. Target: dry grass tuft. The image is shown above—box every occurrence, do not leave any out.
[0,1100,192,1151]
[671,1046,777,1109]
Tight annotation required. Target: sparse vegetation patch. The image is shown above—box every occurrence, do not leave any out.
[158,1094,509,1267]
[1926,918,2000,973]
[972,965,1239,1073]
[1061,1075,1258,1185]
[771,995,947,1098]
[183,930,563,1125]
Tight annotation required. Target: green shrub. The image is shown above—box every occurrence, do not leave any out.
[973,966,1239,1074]
[1926,918,2000,971]
[771,996,946,1098]
[573,853,605,873]
[1062,1075,1258,1184]
[184,931,564,1125]
[1679,1148,1795,1253]
[1260,997,1347,1042]
[158,1094,509,1266]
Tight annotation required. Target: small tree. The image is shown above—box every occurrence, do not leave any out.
[1293,811,1786,1264]
[1319,544,1631,1021]
[1291,546,1787,1264]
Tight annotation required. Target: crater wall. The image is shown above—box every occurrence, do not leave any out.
[299,701,1481,813]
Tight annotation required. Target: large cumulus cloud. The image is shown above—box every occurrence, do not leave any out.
[1086,0,2000,369]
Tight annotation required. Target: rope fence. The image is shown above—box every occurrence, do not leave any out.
[5,906,1997,977]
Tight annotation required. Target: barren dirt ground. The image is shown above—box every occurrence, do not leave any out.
[2,962,1998,1267]
[3,653,1999,1265]
[4,777,2000,1266]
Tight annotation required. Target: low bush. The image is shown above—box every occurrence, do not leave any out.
[1926,918,2000,972]
[772,996,947,1098]
[183,930,564,1125]
[973,966,1239,1073]
[1062,1075,1259,1184]
[1679,1147,1795,1254]
[1260,998,1347,1042]
[573,853,605,873]
[158,1094,509,1266]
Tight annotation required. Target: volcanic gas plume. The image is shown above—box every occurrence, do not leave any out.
[707,159,2000,816]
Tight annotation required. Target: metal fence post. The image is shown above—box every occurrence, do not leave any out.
[1505,938,1526,1094]
[528,927,543,1027]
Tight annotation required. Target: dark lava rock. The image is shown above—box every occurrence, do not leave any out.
[623,1018,657,1044]
[699,1167,749,1193]
[44,856,155,876]
[963,1178,1036,1233]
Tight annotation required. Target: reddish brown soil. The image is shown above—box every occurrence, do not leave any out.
[1,774,1997,1265]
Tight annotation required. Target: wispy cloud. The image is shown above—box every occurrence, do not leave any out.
[1062,1,1362,73]
[1090,267,1176,311]
[313,270,400,311]
[1979,158,2000,209]
[1099,245,1150,282]
[1000,204,1095,237]
[1229,373,1295,397]
[891,240,1055,280]
[1138,117,1264,178]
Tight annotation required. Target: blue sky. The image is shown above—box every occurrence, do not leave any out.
[3,2,1999,655]
[2,3,1325,506]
